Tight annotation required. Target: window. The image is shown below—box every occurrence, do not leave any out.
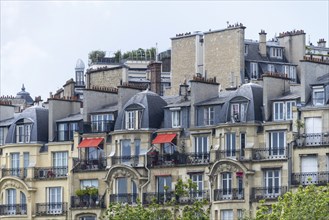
[191,174,203,198]
[268,64,275,73]
[250,62,259,79]
[194,136,209,160]
[244,45,248,55]
[23,152,29,178]
[76,71,84,86]
[80,179,99,189]
[0,127,4,145]
[157,176,172,202]
[11,153,20,177]
[273,101,296,121]
[221,209,233,220]
[57,122,79,141]
[20,192,27,214]
[264,170,281,196]
[270,48,283,58]
[115,178,137,203]
[171,110,181,128]
[222,173,232,198]
[53,152,68,177]
[47,187,62,214]
[16,123,31,143]
[121,139,131,163]
[225,133,236,157]
[133,139,140,165]
[240,133,246,158]
[312,88,325,106]
[230,103,247,122]
[91,113,114,132]
[79,216,96,220]
[6,188,16,215]
[204,106,214,125]
[269,131,285,156]
[289,66,297,82]
[125,110,142,130]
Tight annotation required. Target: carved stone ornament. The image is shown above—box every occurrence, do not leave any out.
[3,180,23,190]
[216,163,238,173]
[112,168,135,179]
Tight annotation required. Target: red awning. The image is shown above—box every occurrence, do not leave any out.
[78,138,104,148]
[152,134,176,144]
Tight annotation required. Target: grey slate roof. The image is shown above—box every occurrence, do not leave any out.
[114,90,167,130]
[15,85,34,105]
[91,104,118,114]
[6,106,48,144]
[271,93,300,101]
[56,113,83,122]
[310,73,329,86]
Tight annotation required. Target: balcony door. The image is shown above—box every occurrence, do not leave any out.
[47,187,62,214]
[6,189,16,215]
[157,176,172,203]
[305,117,322,145]
[11,153,20,177]
[222,172,232,199]
[264,170,280,197]
[301,156,318,184]
[53,152,68,177]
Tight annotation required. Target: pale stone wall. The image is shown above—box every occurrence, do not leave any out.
[88,67,125,89]
[204,27,245,90]
[170,35,199,95]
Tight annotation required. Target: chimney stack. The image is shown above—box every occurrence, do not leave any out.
[148,61,162,95]
[317,38,326,48]
[259,30,267,57]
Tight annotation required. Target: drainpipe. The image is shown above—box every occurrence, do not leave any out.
[141,147,152,203]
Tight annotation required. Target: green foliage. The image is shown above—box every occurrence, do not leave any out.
[122,47,156,61]
[256,184,329,220]
[88,50,106,64]
[75,186,98,197]
[102,178,210,220]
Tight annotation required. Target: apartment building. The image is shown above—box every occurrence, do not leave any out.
[0,26,328,220]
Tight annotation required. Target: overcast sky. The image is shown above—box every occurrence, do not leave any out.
[1,0,328,101]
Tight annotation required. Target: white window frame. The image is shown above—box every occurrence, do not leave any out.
[221,172,232,199]
[270,48,283,58]
[268,131,285,157]
[204,106,214,126]
[6,188,16,215]
[0,127,4,145]
[191,174,203,198]
[264,169,281,197]
[125,110,141,130]
[225,133,236,157]
[80,179,99,189]
[16,124,31,143]
[91,113,114,132]
[171,110,181,128]
[121,139,131,164]
[286,101,296,120]
[11,153,20,177]
[273,101,296,121]
[221,209,233,220]
[53,151,68,177]
[194,136,209,161]
[268,64,275,73]
[312,87,325,106]
[230,103,247,122]
[47,187,62,214]
[289,66,297,82]
[250,62,258,79]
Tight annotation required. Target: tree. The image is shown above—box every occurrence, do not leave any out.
[256,184,329,220]
[88,50,106,65]
[102,178,210,220]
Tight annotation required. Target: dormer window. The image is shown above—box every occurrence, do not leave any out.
[312,87,325,106]
[270,47,283,58]
[125,110,142,130]
[57,122,79,141]
[16,123,32,143]
[268,64,275,73]
[230,102,247,123]
[250,62,259,79]
[171,109,181,128]
[273,101,296,121]
[284,65,297,83]
[204,106,214,126]
[91,113,114,132]
[0,127,4,145]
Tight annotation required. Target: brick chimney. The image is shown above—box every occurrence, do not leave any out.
[148,61,162,95]
[259,30,267,57]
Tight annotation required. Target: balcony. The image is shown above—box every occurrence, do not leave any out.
[91,120,115,133]
[0,204,27,215]
[109,193,138,204]
[252,147,287,160]
[72,158,107,172]
[35,202,68,216]
[71,195,106,209]
[147,152,210,167]
[215,150,246,161]
[213,188,244,201]
[143,190,210,205]
[251,186,287,202]
[2,168,26,179]
[291,172,329,186]
[298,133,329,146]
[34,167,68,179]
[112,155,140,167]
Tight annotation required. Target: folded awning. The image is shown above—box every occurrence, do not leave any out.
[78,138,104,148]
[152,134,176,144]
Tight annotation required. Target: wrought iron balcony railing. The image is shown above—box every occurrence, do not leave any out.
[71,195,106,209]
[302,133,329,146]
[0,204,27,215]
[147,152,210,167]
[215,149,246,161]
[34,167,68,179]
[143,190,210,205]
[252,147,287,160]
[91,120,115,133]
[291,172,329,186]
[213,188,244,201]
[251,186,287,202]
[2,168,26,179]
[35,202,68,216]
[72,158,107,172]
[112,155,140,167]
[110,193,138,204]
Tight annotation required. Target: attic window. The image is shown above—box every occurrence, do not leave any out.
[125,110,142,130]
[270,47,283,58]
[230,102,248,123]
[312,87,325,106]
[16,124,32,143]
